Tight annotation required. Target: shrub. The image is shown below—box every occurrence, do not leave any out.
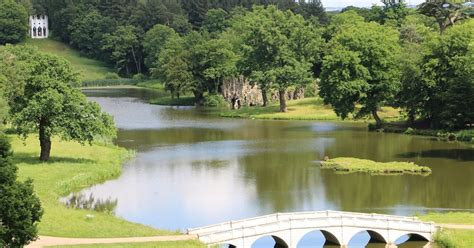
[456,129,473,142]
[203,94,228,108]
[132,73,146,80]
[404,127,415,135]
[104,72,120,80]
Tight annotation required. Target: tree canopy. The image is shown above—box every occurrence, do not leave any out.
[2,45,116,161]
[0,134,43,247]
[0,0,28,45]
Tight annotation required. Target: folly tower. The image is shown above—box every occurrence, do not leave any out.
[29,15,48,39]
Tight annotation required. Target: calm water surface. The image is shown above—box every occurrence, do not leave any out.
[67,88,473,246]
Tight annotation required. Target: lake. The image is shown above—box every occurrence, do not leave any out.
[65,87,473,247]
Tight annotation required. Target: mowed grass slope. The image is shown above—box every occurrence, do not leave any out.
[24,39,115,81]
[12,135,172,237]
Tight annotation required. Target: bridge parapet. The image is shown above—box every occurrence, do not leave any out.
[188,211,437,248]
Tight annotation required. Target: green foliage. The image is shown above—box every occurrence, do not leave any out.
[320,21,401,126]
[420,19,474,129]
[0,134,43,247]
[418,0,469,34]
[203,94,228,108]
[104,72,119,80]
[0,0,28,45]
[143,24,179,70]
[237,6,323,111]
[102,25,143,76]
[69,10,116,58]
[3,46,116,161]
[202,8,230,35]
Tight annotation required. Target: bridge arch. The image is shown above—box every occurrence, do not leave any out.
[393,232,430,245]
[348,229,387,245]
[251,235,288,248]
[296,229,341,246]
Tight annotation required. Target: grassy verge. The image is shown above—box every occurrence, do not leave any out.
[12,135,172,238]
[220,97,400,121]
[420,212,474,248]
[371,122,474,143]
[319,157,432,175]
[51,241,207,248]
[24,39,115,81]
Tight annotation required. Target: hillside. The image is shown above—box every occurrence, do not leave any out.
[24,39,115,81]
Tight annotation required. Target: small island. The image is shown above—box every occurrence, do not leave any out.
[320,157,432,175]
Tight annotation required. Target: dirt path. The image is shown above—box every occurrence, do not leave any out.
[26,235,197,248]
[436,223,474,230]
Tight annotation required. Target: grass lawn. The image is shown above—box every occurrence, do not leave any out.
[51,241,207,248]
[220,97,401,121]
[24,39,115,81]
[320,157,432,175]
[11,135,172,238]
[420,212,474,248]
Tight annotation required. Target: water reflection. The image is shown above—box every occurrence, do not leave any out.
[62,193,117,214]
[63,88,474,232]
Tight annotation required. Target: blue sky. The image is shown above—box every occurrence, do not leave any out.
[321,0,425,7]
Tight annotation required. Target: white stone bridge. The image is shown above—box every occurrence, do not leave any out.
[187,211,437,248]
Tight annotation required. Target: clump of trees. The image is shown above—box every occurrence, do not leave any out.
[0,0,28,45]
[3,0,473,130]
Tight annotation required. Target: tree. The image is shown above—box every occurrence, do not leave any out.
[5,46,116,161]
[182,0,209,29]
[68,10,116,58]
[102,25,143,76]
[320,21,401,127]
[0,134,43,247]
[157,36,194,99]
[197,38,238,94]
[202,8,230,35]
[418,0,467,34]
[0,46,26,123]
[143,24,179,70]
[381,0,408,26]
[295,0,328,24]
[419,19,474,129]
[0,0,28,45]
[238,6,322,111]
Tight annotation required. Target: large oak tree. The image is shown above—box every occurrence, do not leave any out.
[3,46,116,161]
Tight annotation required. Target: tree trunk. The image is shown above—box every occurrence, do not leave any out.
[407,111,415,126]
[39,119,51,161]
[372,109,382,128]
[279,89,287,113]
[262,89,268,107]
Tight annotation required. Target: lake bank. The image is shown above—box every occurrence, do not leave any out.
[420,212,474,248]
[11,135,173,238]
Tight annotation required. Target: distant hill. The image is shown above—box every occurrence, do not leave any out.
[24,39,115,81]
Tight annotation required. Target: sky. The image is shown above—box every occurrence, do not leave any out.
[321,0,425,7]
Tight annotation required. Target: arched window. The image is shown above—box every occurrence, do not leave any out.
[43,27,47,37]
[33,27,37,37]
[38,27,42,37]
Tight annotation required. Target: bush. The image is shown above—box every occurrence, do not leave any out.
[304,82,319,97]
[132,73,146,80]
[104,72,120,80]
[456,129,473,142]
[203,94,229,108]
[404,127,415,135]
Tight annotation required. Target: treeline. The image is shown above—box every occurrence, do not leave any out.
[1,0,473,130]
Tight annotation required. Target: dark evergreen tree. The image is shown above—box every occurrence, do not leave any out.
[0,134,43,247]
